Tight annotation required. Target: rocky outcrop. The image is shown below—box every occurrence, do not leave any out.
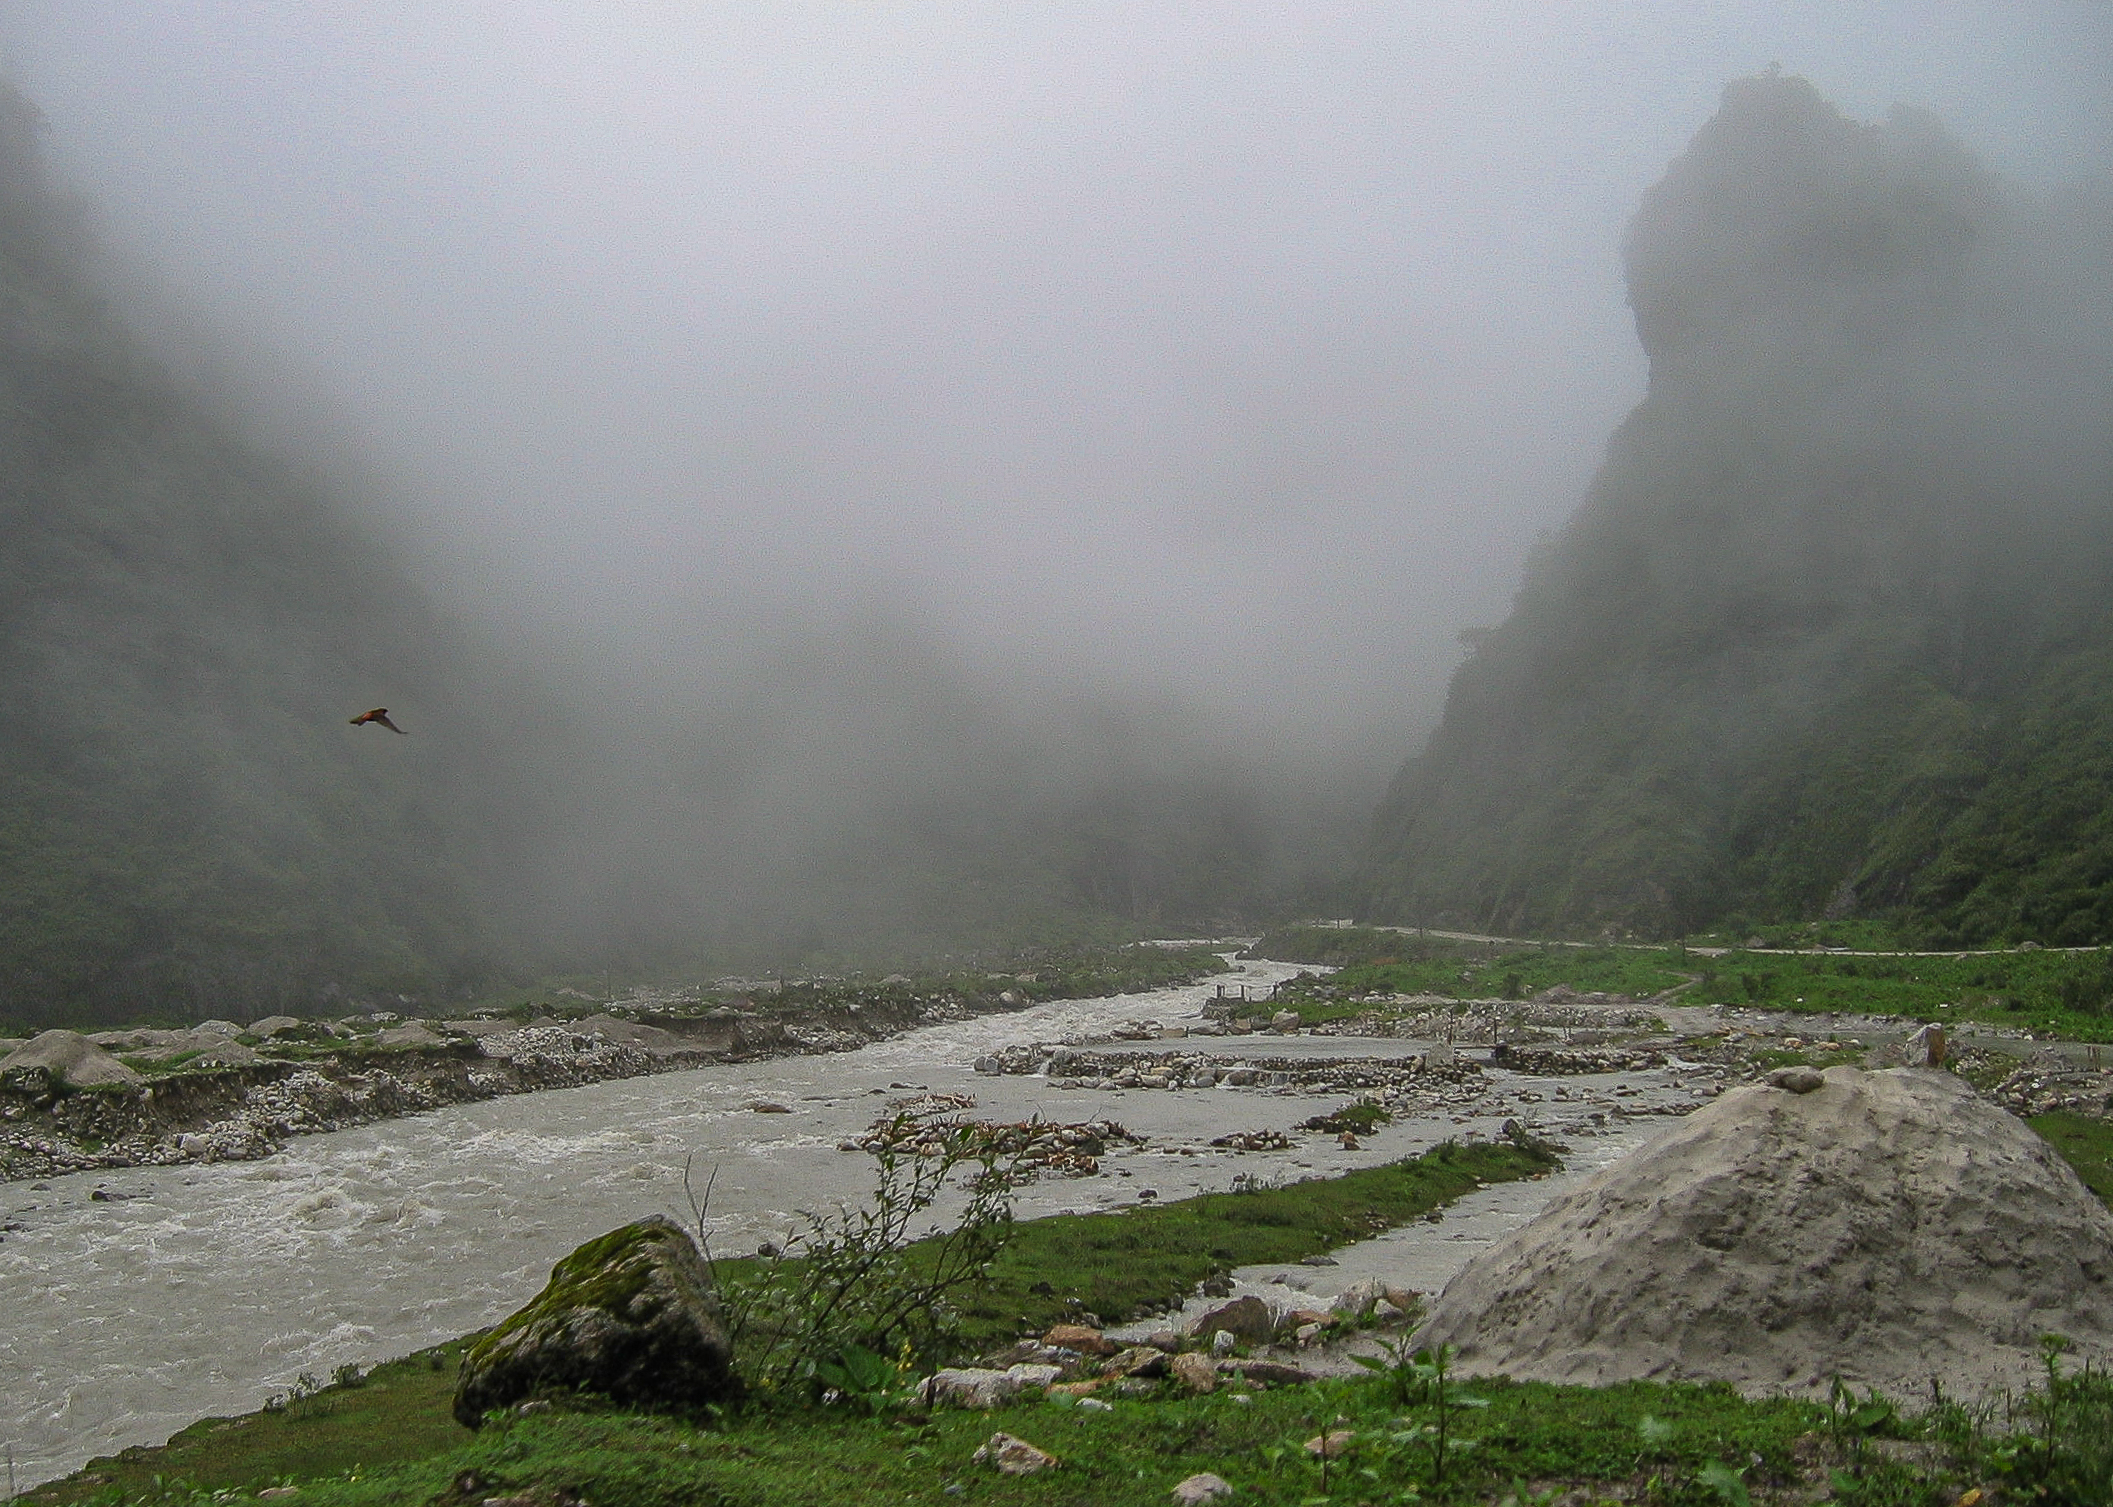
[454,1216,739,1426]
[1415,1067,2113,1399]
[1361,74,2113,944]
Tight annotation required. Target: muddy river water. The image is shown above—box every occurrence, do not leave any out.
[1,957,1700,1488]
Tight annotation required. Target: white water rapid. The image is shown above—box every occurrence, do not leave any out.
[1,956,1698,1488]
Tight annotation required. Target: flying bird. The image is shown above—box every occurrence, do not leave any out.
[349,708,407,734]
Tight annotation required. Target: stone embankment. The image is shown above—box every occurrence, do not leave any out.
[0,993,1037,1184]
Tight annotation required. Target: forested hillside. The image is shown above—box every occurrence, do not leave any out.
[0,87,547,1026]
[1365,75,2113,945]
[0,81,1345,1029]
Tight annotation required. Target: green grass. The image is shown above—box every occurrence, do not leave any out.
[26,1341,479,1505]
[1255,927,2113,1041]
[2030,1111,2113,1205]
[1258,938,1689,1025]
[950,1139,1556,1341]
[1681,947,2113,1041]
[46,1376,1832,1507]
[1253,927,1693,1002]
[68,1364,2113,1507]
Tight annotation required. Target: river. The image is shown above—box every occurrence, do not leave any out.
[0,955,1699,1489]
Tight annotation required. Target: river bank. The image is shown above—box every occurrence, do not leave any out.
[0,949,1230,1185]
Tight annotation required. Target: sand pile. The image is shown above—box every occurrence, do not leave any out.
[1415,1067,2113,1399]
[0,1029,143,1088]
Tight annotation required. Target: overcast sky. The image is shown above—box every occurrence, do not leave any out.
[4,3,2108,761]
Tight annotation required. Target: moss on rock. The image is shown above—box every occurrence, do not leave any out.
[455,1215,739,1426]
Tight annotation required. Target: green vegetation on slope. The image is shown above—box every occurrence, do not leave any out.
[1362,74,2113,948]
[0,85,556,1028]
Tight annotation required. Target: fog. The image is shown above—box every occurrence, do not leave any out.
[2,5,2108,977]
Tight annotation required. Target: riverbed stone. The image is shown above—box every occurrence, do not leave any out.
[1043,1323,1116,1355]
[453,1215,738,1426]
[1169,1352,1218,1394]
[1765,1065,1824,1093]
[972,1432,1058,1475]
[924,1363,1063,1408]
[1190,1294,1274,1345]
[1903,1023,1947,1068]
[1329,1279,1387,1321]
[1103,1345,1169,1379]
[376,1022,445,1048]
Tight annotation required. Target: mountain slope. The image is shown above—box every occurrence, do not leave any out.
[0,83,1348,1024]
[0,87,543,1025]
[1363,76,2113,944]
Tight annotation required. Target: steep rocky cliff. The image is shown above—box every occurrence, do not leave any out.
[1365,76,2113,943]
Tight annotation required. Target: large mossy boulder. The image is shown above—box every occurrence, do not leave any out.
[454,1215,740,1426]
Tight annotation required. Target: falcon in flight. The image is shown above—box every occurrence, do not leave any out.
[349,708,407,734]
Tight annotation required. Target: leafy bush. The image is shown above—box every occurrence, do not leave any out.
[692,1107,1025,1403]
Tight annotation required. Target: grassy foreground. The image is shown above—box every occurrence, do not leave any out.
[44,1379,1836,1507]
[34,1347,2113,1506]
[29,1130,2113,1506]
[27,1141,1553,1506]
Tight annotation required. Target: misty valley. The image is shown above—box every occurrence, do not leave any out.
[2,32,2111,1507]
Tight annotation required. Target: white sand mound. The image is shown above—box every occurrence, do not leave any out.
[0,1029,144,1088]
[1415,1067,2113,1400]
